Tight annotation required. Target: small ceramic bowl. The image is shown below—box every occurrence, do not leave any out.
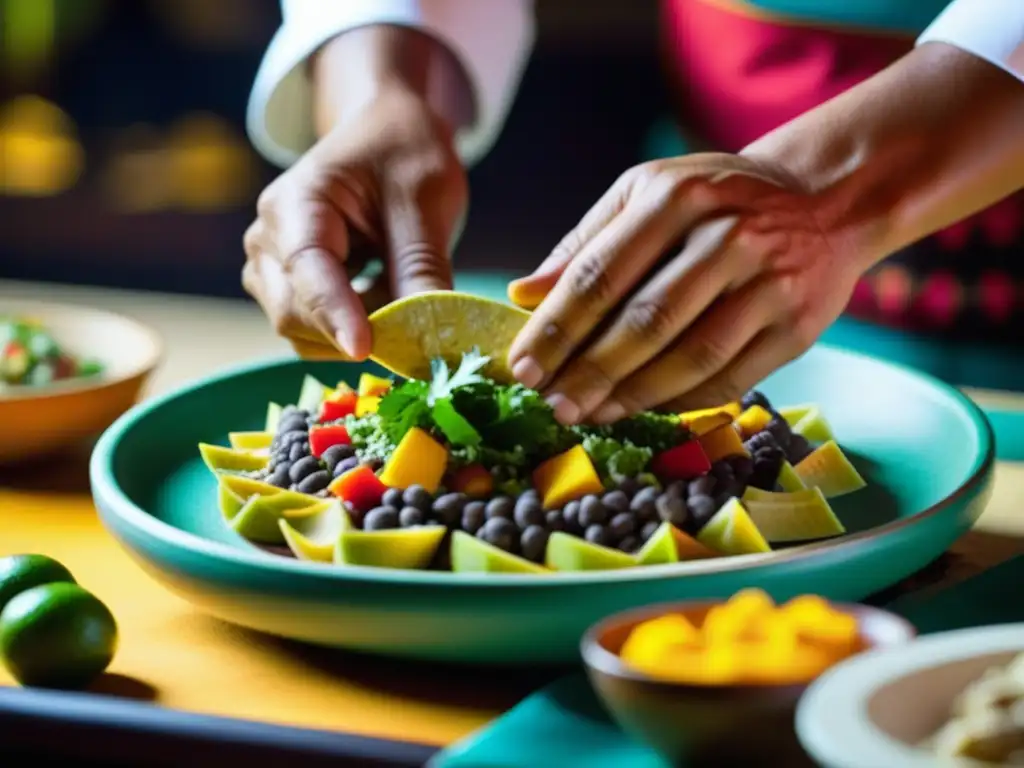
[581,599,917,765]
[0,299,162,463]
[797,623,1024,768]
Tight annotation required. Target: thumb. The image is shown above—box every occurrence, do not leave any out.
[384,193,454,298]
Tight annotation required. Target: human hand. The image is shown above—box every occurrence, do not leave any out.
[243,87,468,360]
[506,153,868,424]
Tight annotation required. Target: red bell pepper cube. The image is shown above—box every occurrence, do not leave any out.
[651,439,711,482]
[308,424,351,458]
[328,464,387,513]
[320,389,358,422]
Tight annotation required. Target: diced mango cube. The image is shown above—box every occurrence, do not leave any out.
[687,412,734,436]
[378,427,449,494]
[358,373,392,397]
[735,405,773,437]
[355,395,381,417]
[532,444,604,510]
[697,423,749,463]
[679,403,741,423]
[620,614,700,669]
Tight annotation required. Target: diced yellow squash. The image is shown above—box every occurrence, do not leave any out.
[735,405,773,437]
[696,424,749,463]
[532,444,605,510]
[679,403,741,423]
[687,412,734,436]
[378,427,449,493]
[355,395,381,417]
[358,373,392,397]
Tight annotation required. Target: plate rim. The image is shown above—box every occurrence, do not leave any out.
[90,344,995,588]
[795,623,1024,768]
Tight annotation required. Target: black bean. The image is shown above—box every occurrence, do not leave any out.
[403,485,433,511]
[399,506,425,527]
[277,416,308,435]
[479,517,519,552]
[297,470,330,494]
[520,525,549,562]
[267,465,291,488]
[518,488,541,506]
[656,494,689,528]
[362,457,383,471]
[545,510,565,532]
[288,456,321,484]
[765,417,792,449]
[364,506,400,530]
[786,434,813,464]
[485,496,515,520]
[630,487,659,522]
[461,500,486,534]
[434,493,468,527]
[562,500,583,533]
[585,524,610,547]
[333,456,360,478]
[602,490,630,514]
[715,480,743,502]
[665,481,687,499]
[710,462,734,483]
[617,477,641,497]
[744,430,780,454]
[640,521,660,542]
[687,494,718,522]
[608,512,636,539]
[321,443,355,473]
[688,476,716,498]
[728,455,755,482]
[618,536,640,554]
[514,494,544,528]
[579,495,608,527]
[741,390,773,412]
[382,487,404,509]
[288,441,307,462]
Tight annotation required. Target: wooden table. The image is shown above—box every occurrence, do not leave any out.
[1,279,1023,764]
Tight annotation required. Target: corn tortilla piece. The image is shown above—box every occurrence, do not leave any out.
[368,291,530,382]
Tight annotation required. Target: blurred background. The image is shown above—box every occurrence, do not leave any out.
[0,0,668,296]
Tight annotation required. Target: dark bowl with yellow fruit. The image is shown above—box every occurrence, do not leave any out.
[581,592,916,765]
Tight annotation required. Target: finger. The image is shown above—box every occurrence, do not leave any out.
[276,192,372,359]
[661,325,806,412]
[508,171,635,309]
[508,178,731,391]
[289,336,352,361]
[384,188,455,299]
[585,274,791,423]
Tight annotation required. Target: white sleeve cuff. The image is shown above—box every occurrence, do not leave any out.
[917,0,1024,83]
[247,0,535,169]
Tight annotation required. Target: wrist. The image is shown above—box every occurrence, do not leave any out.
[313,25,473,139]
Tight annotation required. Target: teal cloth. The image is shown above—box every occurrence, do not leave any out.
[432,554,1024,768]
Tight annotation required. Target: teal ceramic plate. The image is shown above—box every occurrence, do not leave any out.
[90,344,994,664]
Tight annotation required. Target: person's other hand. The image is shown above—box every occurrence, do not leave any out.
[506,153,867,424]
[243,87,468,360]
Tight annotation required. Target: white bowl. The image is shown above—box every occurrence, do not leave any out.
[797,623,1024,768]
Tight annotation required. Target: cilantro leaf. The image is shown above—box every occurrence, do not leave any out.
[431,398,482,446]
[429,347,489,403]
[377,379,431,443]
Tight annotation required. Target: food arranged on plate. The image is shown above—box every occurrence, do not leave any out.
[0,315,104,388]
[618,589,865,685]
[0,554,118,689]
[198,347,867,574]
[930,652,1024,764]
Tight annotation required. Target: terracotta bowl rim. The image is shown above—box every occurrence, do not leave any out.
[0,299,164,403]
[581,598,918,692]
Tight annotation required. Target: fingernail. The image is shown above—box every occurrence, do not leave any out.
[592,399,626,424]
[547,393,580,425]
[512,356,544,389]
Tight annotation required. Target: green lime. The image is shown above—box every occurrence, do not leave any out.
[0,554,76,613]
[0,582,118,689]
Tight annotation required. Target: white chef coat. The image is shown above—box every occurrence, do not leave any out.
[247,0,1024,169]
